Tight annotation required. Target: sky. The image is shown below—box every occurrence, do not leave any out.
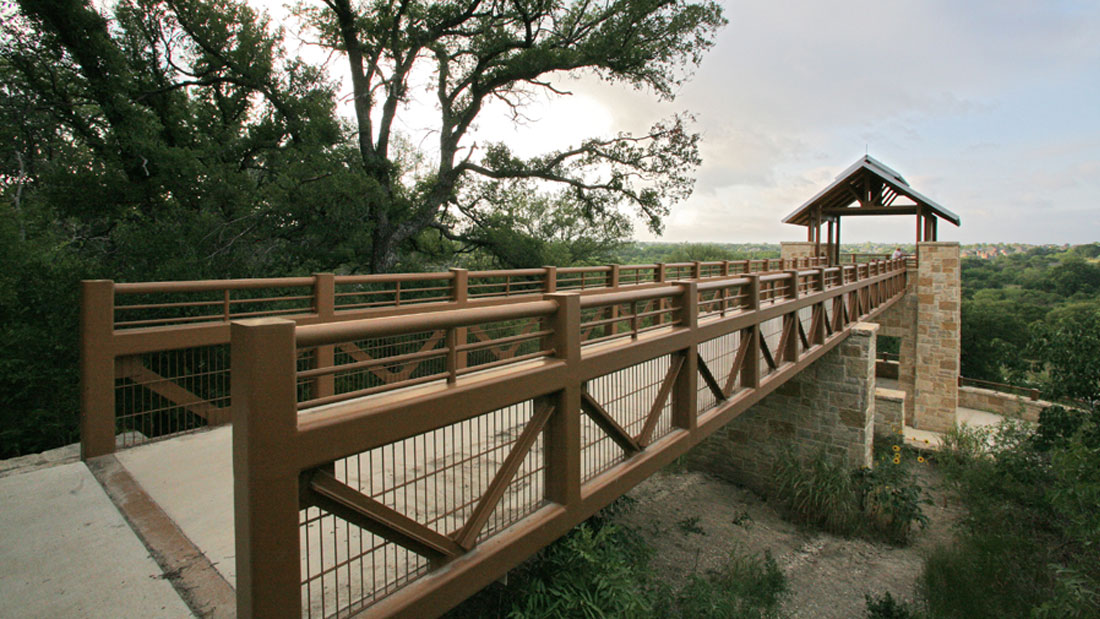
[271,0,1100,245]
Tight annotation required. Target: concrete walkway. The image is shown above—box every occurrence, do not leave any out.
[0,461,193,618]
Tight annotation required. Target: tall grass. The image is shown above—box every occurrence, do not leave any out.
[773,439,929,545]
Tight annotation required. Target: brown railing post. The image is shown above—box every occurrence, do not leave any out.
[741,274,761,389]
[312,273,336,400]
[608,265,621,334]
[81,279,116,459]
[231,318,300,619]
[543,266,557,293]
[544,293,581,507]
[451,268,469,370]
[673,281,698,431]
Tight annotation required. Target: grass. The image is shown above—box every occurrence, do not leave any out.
[772,436,930,545]
[447,496,789,618]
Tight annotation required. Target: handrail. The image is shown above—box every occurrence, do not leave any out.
[229,258,910,617]
[297,300,558,348]
[78,255,836,458]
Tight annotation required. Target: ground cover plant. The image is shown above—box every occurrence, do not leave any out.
[447,497,788,618]
[920,406,1100,618]
[772,436,930,545]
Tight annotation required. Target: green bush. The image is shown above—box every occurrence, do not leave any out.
[773,442,929,545]
[921,411,1100,618]
[864,591,921,619]
[673,549,787,619]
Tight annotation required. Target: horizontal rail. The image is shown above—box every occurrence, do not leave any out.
[78,255,837,459]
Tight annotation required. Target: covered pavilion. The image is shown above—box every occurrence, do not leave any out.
[782,155,960,265]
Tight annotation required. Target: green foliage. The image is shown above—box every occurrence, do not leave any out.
[864,591,922,619]
[960,244,1100,387]
[672,549,787,619]
[921,412,1100,618]
[773,442,929,545]
[506,523,656,618]
[450,497,787,619]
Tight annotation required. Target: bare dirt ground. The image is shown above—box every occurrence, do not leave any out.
[617,463,962,618]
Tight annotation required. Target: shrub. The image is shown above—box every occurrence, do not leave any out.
[921,412,1100,618]
[773,442,928,544]
[864,591,921,619]
[673,549,787,619]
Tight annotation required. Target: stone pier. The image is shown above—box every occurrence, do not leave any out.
[686,323,878,495]
[874,242,960,432]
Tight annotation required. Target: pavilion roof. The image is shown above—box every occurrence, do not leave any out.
[782,155,960,227]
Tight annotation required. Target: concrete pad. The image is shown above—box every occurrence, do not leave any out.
[0,461,192,618]
[956,406,1006,428]
[116,426,237,586]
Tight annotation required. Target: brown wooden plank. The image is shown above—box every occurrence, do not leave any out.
[797,317,810,351]
[723,330,752,397]
[637,356,684,447]
[775,315,794,364]
[115,357,226,422]
[760,334,777,371]
[580,391,641,454]
[306,470,464,561]
[453,401,555,550]
[697,358,725,403]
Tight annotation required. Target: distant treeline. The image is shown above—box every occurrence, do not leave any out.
[960,242,1100,396]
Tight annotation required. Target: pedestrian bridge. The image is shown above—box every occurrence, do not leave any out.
[68,256,908,617]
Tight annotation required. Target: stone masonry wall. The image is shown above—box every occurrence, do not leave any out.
[914,242,961,432]
[686,323,878,495]
[874,388,906,439]
[872,274,917,425]
[958,386,1044,423]
[780,242,816,260]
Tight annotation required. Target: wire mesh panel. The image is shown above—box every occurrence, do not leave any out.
[581,355,673,483]
[463,317,547,370]
[798,306,814,347]
[300,400,545,618]
[697,331,741,414]
[759,316,784,377]
[113,344,229,448]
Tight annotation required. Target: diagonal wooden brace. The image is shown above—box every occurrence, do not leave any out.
[637,356,684,447]
[453,401,555,550]
[580,391,641,454]
[697,358,725,403]
[303,470,464,562]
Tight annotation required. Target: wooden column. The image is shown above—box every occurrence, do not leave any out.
[672,281,698,431]
[81,280,116,459]
[544,293,581,507]
[232,318,301,619]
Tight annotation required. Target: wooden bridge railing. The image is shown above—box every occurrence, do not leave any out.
[230,259,908,618]
[80,257,827,458]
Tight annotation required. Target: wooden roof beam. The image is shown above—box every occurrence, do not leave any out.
[822,206,918,216]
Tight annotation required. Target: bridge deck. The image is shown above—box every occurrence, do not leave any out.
[1,392,1007,618]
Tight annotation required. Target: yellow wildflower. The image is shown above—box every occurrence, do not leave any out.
[892,445,901,452]
[892,456,901,464]
[917,456,926,463]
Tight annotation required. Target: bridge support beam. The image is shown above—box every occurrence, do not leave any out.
[687,322,879,495]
